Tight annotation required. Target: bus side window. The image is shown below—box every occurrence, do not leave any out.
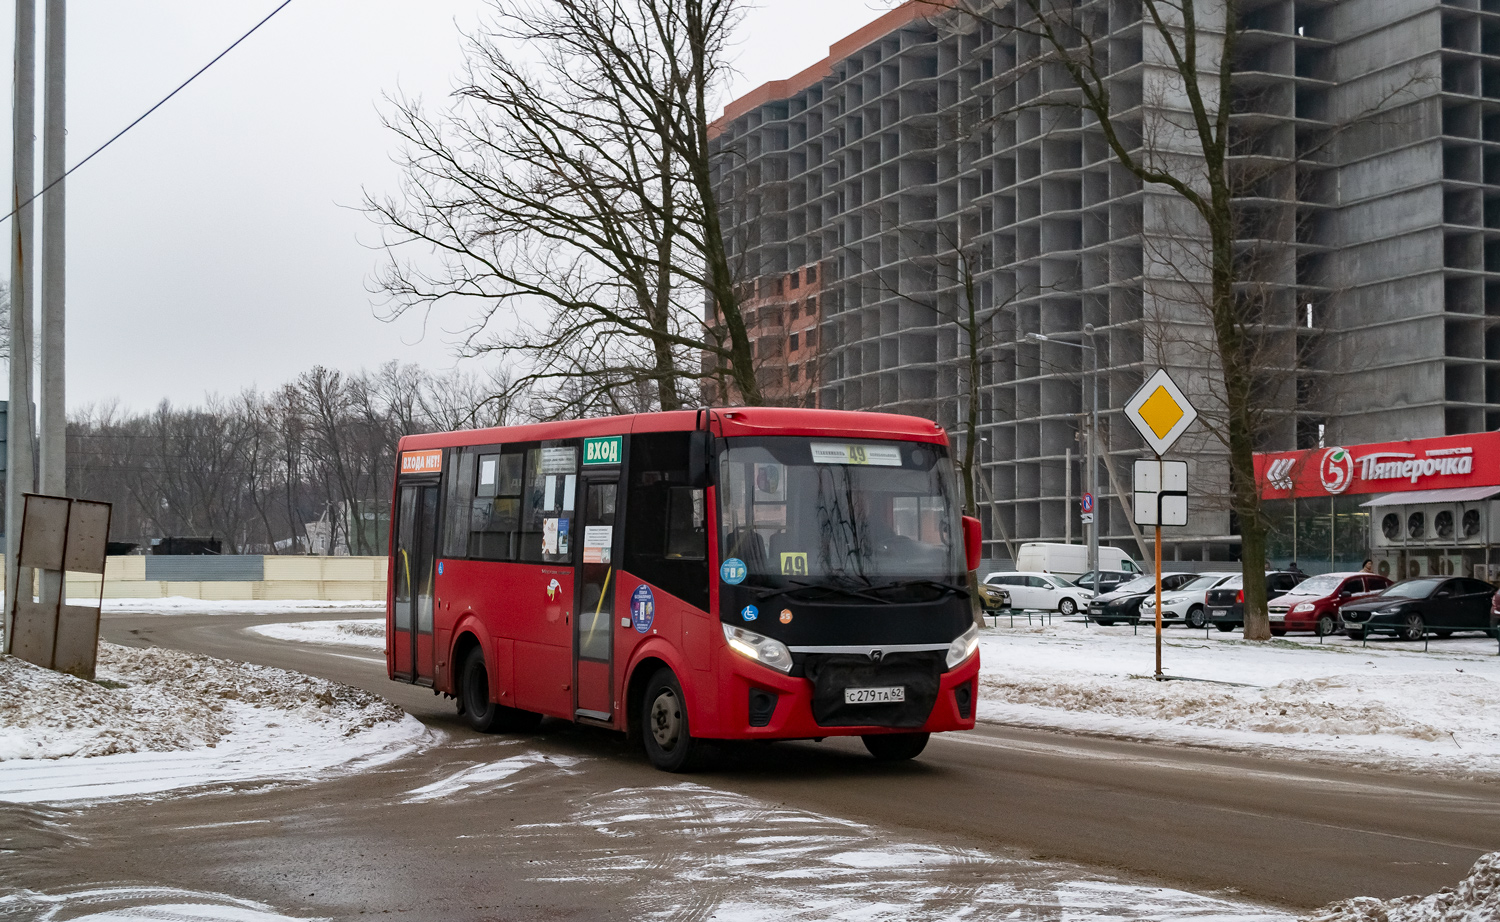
[520,443,579,563]
[443,450,476,558]
[665,487,706,560]
[624,433,710,610]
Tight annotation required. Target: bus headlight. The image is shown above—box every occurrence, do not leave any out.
[946,623,980,669]
[722,624,794,674]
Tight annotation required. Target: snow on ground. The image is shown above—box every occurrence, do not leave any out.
[977,619,1500,777]
[0,885,324,921]
[1302,852,1500,922]
[522,781,1291,920]
[101,598,380,615]
[0,643,430,803]
[246,618,384,651]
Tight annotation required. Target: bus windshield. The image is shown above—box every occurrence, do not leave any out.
[717,436,964,589]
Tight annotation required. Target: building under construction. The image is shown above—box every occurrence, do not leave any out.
[710,0,1500,563]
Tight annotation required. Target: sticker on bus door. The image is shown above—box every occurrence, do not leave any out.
[631,585,655,633]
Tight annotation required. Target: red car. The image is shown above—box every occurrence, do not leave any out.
[1267,572,1392,636]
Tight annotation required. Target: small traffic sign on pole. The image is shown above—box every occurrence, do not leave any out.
[1080,492,1094,514]
[1133,459,1188,527]
[1080,512,1095,524]
[1124,368,1198,456]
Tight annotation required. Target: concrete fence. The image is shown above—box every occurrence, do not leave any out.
[29,556,389,602]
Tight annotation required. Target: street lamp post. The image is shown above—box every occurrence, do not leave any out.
[1026,328,1099,585]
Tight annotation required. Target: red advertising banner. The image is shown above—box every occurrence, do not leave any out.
[1255,432,1500,499]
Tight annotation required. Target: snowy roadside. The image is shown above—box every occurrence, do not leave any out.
[0,642,430,803]
[977,620,1500,778]
[246,618,385,651]
[1303,852,1500,921]
[100,598,381,615]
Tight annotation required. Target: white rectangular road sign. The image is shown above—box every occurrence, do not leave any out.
[1134,459,1188,527]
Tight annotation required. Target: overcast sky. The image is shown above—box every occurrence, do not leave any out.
[0,0,894,411]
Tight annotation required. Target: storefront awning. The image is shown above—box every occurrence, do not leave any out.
[1359,486,1500,507]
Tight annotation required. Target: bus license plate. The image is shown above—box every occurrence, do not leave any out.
[845,686,905,704]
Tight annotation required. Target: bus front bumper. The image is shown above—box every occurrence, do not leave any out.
[712,651,981,739]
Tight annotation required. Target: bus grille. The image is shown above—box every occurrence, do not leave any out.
[802,652,942,728]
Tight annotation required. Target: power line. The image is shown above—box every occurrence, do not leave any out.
[0,0,295,227]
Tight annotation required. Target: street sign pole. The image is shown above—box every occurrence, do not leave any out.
[1155,519,1163,679]
[1124,368,1199,682]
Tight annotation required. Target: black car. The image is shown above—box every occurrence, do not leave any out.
[1087,572,1197,625]
[1075,569,1136,595]
[1204,571,1304,631]
[1339,576,1498,641]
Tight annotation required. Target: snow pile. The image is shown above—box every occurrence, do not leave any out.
[977,622,1500,776]
[0,643,428,802]
[1302,852,1500,922]
[247,618,385,651]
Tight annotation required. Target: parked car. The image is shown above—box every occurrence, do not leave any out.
[1340,577,1497,641]
[977,581,1012,614]
[1014,543,1142,581]
[1087,572,1198,625]
[983,571,1093,616]
[1138,572,1238,629]
[1204,571,1305,631]
[1075,569,1137,595]
[1267,572,1392,637]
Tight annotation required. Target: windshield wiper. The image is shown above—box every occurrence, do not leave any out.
[755,579,892,605]
[867,578,971,599]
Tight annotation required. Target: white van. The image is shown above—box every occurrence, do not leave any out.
[1014,542,1141,580]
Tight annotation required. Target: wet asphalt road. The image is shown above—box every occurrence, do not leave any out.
[5,609,1500,919]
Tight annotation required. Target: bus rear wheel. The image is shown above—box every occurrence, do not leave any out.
[641,667,706,772]
[459,647,541,734]
[862,732,929,762]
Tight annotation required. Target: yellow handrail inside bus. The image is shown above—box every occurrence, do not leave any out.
[593,567,613,618]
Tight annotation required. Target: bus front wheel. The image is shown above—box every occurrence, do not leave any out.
[459,647,541,734]
[641,667,706,772]
[862,732,929,762]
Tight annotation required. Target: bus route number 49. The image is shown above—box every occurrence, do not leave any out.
[845,686,906,704]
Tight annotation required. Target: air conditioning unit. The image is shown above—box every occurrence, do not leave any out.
[1373,507,1405,548]
[1457,503,1487,544]
[1406,555,1433,578]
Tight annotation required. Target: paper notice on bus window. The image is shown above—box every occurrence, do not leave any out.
[584,525,612,564]
[810,442,903,467]
[543,517,559,555]
[479,456,497,488]
[544,475,558,511]
[563,474,577,512]
[540,446,577,474]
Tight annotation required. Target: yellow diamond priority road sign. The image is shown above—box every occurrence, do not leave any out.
[1124,368,1197,456]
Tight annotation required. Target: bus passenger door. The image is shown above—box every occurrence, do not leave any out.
[393,482,440,685]
[574,477,619,721]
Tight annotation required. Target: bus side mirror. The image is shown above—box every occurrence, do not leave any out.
[962,515,982,573]
[688,430,712,488]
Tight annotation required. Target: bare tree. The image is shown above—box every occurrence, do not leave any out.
[368,0,762,413]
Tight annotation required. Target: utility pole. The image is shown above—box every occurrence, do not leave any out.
[39,0,63,496]
[5,0,37,654]
[1085,323,1099,585]
[35,0,65,615]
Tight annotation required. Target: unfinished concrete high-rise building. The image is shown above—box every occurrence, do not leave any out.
[710,0,1500,562]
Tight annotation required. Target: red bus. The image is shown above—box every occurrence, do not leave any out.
[385,407,982,771]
